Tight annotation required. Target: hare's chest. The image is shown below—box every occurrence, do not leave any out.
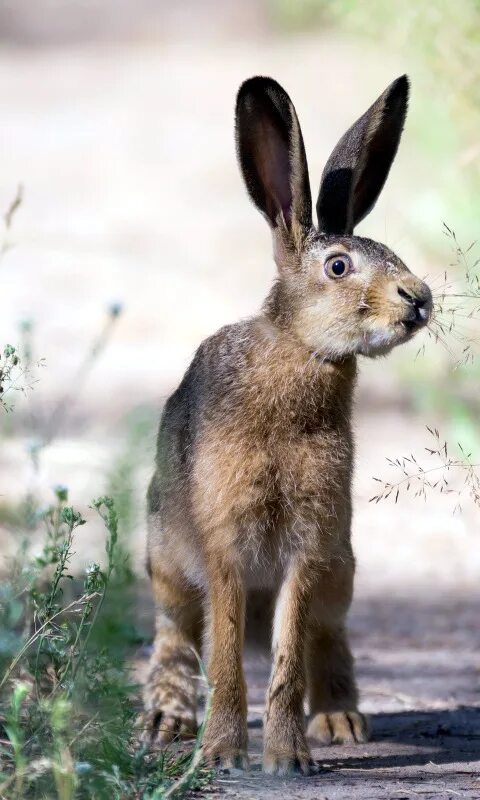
[192,419,352,539]
[268,428,353,505]
[244,432,353,570]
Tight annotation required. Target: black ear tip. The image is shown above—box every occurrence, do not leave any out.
[237,76,274,98]
[390,74,410,103]
[380,74,410,123]
[236,76,288,109]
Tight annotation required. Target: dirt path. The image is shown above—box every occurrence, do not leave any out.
[136,592,480,799]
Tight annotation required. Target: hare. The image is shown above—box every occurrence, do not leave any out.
[142,74,432,775]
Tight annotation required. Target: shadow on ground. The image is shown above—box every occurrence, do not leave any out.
[215,706,480,799]
[135,587,480,797]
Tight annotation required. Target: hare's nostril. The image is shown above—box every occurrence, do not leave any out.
[398,286,416,305]
[398,286,428,310]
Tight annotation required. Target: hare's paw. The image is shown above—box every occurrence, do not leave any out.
[263,716,316,776]
[140,677,197,747]
[307,710,369,745]
[263,749,316,777]
[202,746,249,772]
[202,713,249,771]
[139,707,197,747]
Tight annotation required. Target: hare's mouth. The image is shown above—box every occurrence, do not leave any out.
[401,309,429,334]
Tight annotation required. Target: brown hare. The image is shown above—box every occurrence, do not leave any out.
[142,75,431,776]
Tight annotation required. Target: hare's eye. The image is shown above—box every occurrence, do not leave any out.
[325,254,352,279]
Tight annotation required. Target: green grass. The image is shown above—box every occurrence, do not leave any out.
[0,225,211,797]
[0,482,211,799]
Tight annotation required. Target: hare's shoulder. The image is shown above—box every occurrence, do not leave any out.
[193,318,258,376]
[154,319,257,457]
[170,319,260,410]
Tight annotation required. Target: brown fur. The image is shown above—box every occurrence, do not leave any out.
[140,75,431,774]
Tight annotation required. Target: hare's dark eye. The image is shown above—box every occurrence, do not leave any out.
[325,254,352,279]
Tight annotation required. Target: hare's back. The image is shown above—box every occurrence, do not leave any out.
[146,321,255,582]
[149,319,254,506]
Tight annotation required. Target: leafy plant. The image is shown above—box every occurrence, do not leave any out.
[0,490,211,798]
[0,188,210,797]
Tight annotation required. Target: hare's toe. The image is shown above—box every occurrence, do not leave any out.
[138,707,197,748]
[263,750,316,777]
[204,748,249,772]
[202,713,249,771]
[202,734,249,771]
[263,730,315,776]
[307,710,369,745]
[264,711,316,776]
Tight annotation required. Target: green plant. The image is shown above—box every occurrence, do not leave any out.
[0,343,44,414]
[0,489,211,798]
[0,188,210,795]
[2,682,30,799]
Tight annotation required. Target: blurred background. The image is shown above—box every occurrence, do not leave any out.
[1,1,479,625]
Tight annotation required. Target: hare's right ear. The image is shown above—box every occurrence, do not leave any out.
[317,75,409,235]
[235,77,312,239]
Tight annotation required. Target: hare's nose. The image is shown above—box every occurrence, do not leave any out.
[397,286,431,322]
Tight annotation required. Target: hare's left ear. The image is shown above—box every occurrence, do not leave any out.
[317,75,409,235]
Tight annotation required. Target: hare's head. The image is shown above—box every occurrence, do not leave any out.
[236,76,432,360]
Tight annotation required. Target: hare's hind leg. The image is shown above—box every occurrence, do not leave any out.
[141,558,202,747]
[306,559,369,745]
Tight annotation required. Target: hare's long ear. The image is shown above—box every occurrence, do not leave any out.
[236,77,312,241]
[317,75,409,235]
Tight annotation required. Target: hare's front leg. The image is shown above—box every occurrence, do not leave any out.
[263,560,314,776]
[202,554,248,769]
[306,559,369,744]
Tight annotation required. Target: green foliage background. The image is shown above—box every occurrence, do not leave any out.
[271,0,480,247]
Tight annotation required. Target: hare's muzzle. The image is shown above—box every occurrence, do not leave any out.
[397,282,432,332]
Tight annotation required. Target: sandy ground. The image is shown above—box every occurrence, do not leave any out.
[0,23,479,800]
[201,594,480,799]
[134,583,480,799]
